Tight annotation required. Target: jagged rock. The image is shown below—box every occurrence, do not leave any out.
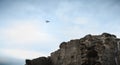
[25,57,52,65]
[25,33,120,65]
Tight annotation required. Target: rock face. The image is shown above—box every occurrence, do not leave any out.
[25,33,120,65]
[25,57,52,65]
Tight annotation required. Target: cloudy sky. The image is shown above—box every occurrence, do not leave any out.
[0,0,120,65]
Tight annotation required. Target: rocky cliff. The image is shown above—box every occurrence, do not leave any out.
[25,33,120,65]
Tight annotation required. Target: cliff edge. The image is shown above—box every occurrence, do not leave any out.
[25,33,120,65]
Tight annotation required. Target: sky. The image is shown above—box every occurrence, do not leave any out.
[0,0,120,65]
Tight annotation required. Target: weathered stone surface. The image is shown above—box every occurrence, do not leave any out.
[25,33,120,65]
[25,57,52,65]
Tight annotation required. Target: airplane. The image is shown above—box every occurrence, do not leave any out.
[46,20,50,23]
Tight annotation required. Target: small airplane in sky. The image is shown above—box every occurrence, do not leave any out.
[45,20,50,23]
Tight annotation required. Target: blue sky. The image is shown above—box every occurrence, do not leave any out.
[0,0,120,65]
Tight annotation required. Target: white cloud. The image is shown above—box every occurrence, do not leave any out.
[0,48,47,59]
[0,20,56,45]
